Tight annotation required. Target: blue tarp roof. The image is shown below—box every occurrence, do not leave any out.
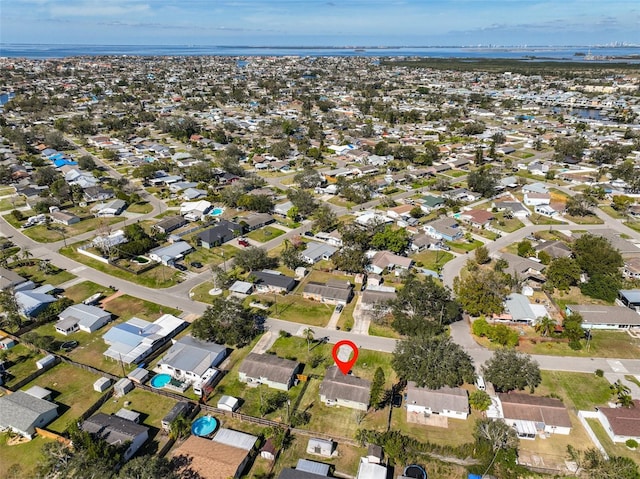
[53,159,77,167]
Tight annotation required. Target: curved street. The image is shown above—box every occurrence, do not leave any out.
[3,175,640,375]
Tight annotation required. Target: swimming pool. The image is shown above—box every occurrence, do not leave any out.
[210,207,224,216]
[191,415,219,436]
[150,373,171,388]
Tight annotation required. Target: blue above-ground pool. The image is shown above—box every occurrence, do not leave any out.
[403,465,427,479]
[210,207,224,216]
[150,373,171,388]
[191,415,219,437]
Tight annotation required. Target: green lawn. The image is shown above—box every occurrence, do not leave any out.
[0,433,54,479]
[528,214,567,226]
[537,371,612,410]
[562,213,604,225]
[250,294,333,326]
[60,243,182,288]
[392,405,478,447]
[186,244,239,269]
[103,294,181,321]
[0,196,25,211]
[368,323,401,338]
[13,263,75,286]
[22,217,122,243]
[63,281,115,303]
[127,202,153,214]
[490,213,524,233]
[518,330,640,359]
[1,343,45,389]
[3,210,34,229]
[410,249,454,271]
[190,280,224,304]
[599,205,626,219]
[246,226,285,243]
[23,363,102,434]
[445,239,483,253]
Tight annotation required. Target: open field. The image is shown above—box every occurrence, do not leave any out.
[63,281,115,303]
[537,371,612,410]
[246,225,285,243]
[250,293,334,327]
[392,406,477,446]
[410,249,454,271]
[445,238,483,253]
[126,202,153,214]
[22,217,122,243]
[14,263,75,286]
[103,294,181,321]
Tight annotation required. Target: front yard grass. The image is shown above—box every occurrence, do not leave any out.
[23,362,102,434]
[445,239,483,253]
[250,293,333,327]
[13,263,75,286]
[246,226,285,243]
[103,294,181,321]
[126,202,153,214]
[22,217,122,243]
[368,323,401,338]
[599,205,626,219]
[562,213,604,225]
[517,330,640,359]
[185,244,238,269]
[60,243,182,288]
[0,196,25,211]
[528,214,567,226]
[490,212,524,233]
[537,371,612,410]
[63,281,114,303]
[410,250,454,271]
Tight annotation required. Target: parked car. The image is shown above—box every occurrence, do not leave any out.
[190,261,203,268]
[174,263,187,271]
[304,231,314,237]
[238,239,250,247]
[335,304,344,313]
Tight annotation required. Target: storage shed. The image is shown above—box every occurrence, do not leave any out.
[36,354,57,370]
[114,378,134,397]
[217,395,239,412]
[162,401,192,431]
[0,337,17,350]
[127,367,149,384]
[115,408,141,423]
[94,377,112,392]
[306,437,335,457]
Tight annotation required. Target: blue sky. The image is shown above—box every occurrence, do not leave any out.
[1,0,639,46]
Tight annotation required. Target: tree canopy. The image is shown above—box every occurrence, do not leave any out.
[392,336,475,389]
[192,296,261,347]
[370,225,410,254]
[573,234,623,301]
[467,166,498,198]
[233,246,278,272]
[481,349,541,393]
[454,267,510,316]
[390,274,461,336]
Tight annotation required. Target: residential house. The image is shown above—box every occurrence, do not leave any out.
[303,280,354,305]
[241,213,275,231]
[499,253,546,284]
[0,267,28,290]
[565,304,640,330]
[535,240,572,259]
[424,217,463,241]
[182,187,207,200]
[409,233,441,252]
[501,293,548,325]
[0,390,58,439]
[623,258,640,280]
[81,413,149,461]
[406,382,470,421]
[355,212,393,228]
[158,335,226,389]
[92,230,127,250]
[55,303,111,335]
[596,402,640,444]
[498,393,572,438]
[301,242,337,264]
[274,201,294,217]
[360,287,397,312]
[619,290,640,311]
[420,195,445,212]
[238,353,301,391]
[319,366,371,411]
[534,204,560,217]
[367,251,413,275]
[523,192,551,206]
[522,182,549,195]
[92,199,127,217]
[153,215,187,235]
[83,186,114,203]
[442,188,480,202]
[386,204,414,220]
[198,220,244,248]
[459,209,494,229]
[252,271,296,293]
[314,230,343,247]
[50,209,80,226]
[180,200,212,221]
[149,241,193,265]
[492,200,530,218]
[102,314,186,364]
[356,457,388,479]
[16,285,56,318]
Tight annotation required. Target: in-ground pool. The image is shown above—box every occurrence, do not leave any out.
[210,207,224,216]
[150,373,171,388]
[191,415,219,436]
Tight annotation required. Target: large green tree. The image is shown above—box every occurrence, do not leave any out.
[371,225,410,254]
[546,257,581,291]
[392,336,475,389]
[573,234,623,301]
[390,274,461,336]
[467,166,498,198]
[233,246,278,272]
[191,296,261,347]
[453,267,510,316]
[481,349,541,393]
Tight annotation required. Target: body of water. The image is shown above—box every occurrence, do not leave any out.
[1,44,639,61]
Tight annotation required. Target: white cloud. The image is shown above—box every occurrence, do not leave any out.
[49,1,150,17]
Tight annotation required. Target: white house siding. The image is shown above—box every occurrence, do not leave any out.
[238,372,290,391]
[320,394,367,411]
[406,403,468,419]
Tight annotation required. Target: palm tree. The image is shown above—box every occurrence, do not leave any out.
[535,316,557,337]
[20,248,33,264]
[169,415,190,440]
[611,380,632,407]
[303,327,315,352]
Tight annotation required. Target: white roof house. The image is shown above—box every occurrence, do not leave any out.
[149,241,193,265]
[180,200,212,221]
[158,335,226,385]
[56,303,111,334]
[301,242,337,264]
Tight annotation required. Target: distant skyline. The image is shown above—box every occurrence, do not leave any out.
[1,0,639,47]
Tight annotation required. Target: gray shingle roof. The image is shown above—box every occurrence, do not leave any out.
[0,391,58,434]
[319,366,371,405]
[81,413,148,445]
[406,382,469,414]
[239,353,299,385]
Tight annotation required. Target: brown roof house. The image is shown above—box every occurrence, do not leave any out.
[498,393,572,438]
[459,209,494,229]
[319,366,371,411]
[171,428,257,479]
[238,353,301,391]
[596,401,640,443]
[406,382,469,426]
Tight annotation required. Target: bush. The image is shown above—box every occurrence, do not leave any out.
[595,369,604,377]
[278,330,291,338]
[10,210,24,222]
[626,439,638,449]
